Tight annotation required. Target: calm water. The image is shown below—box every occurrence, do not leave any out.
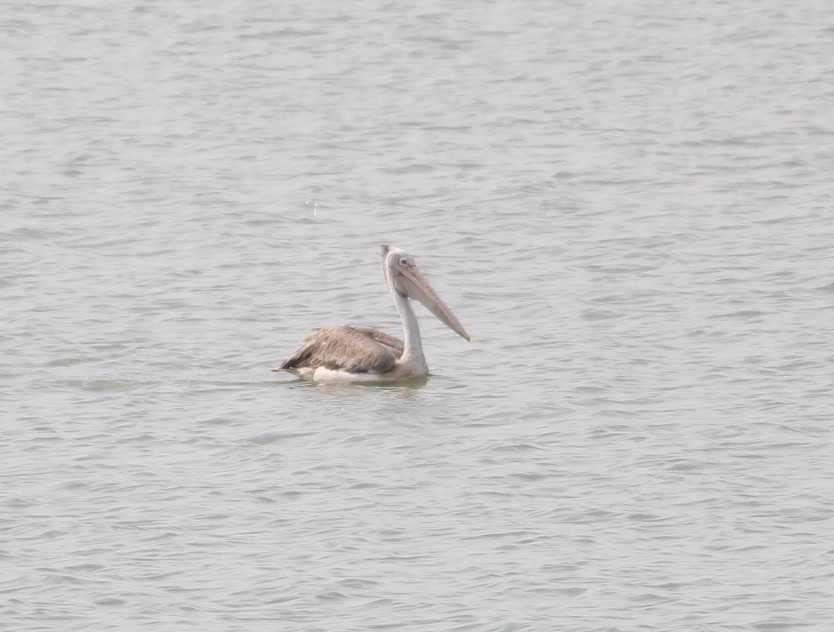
[3,1,833,630]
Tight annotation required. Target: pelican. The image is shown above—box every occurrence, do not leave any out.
[274,245,469,382]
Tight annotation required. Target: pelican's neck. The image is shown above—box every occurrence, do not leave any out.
[393,290,428,374]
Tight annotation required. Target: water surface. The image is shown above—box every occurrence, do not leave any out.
[3,1,833,630]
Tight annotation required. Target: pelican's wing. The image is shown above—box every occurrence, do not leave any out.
[276,326,403,374]
[349,327,404,355]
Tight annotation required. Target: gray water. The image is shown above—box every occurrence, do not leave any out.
[3,1,834,630]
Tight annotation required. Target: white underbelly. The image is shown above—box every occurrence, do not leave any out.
[305,367,389,382]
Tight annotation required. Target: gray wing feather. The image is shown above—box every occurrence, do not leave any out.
[277,326,403,374]
[349,327,404,354]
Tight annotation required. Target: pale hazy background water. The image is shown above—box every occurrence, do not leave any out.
[3,1,834,631]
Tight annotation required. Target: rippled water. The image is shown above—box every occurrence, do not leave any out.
[3,1,833,630]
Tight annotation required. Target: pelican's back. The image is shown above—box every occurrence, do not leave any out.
[277,326,403,375]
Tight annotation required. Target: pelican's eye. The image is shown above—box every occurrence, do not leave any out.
[399,257,409,266]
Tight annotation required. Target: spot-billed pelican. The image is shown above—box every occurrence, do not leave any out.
[274,245,469,382]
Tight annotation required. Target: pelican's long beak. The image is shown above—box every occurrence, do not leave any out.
[399,266,470,341]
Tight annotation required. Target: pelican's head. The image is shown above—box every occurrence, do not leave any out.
[380,244,470,341]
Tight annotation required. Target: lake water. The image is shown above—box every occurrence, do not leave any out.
[3,1,833,630]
